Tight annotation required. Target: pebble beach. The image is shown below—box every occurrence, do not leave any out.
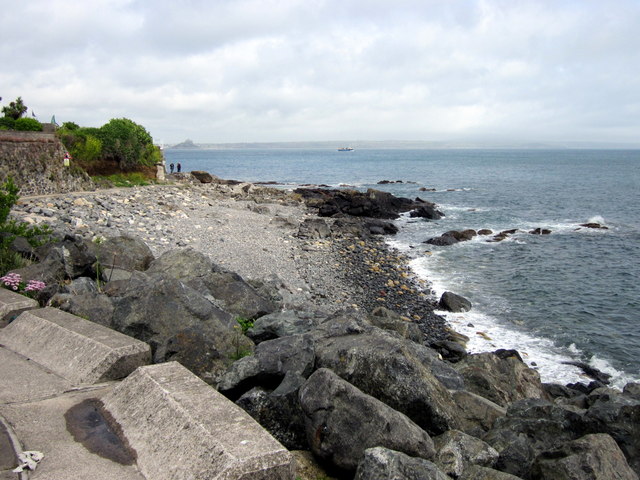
[12,177,448,340]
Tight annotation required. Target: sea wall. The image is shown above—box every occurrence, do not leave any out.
[0,131,95,196]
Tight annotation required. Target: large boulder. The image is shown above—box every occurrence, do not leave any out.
[459,465,524,480]
[355,447,451,480]
[247,310,325,344]
[49,292,115,327]
[453,350,547,407]
[313,312,463,435]
[483,399,588,478]
[92,235,154,273]
[110,271,248,383]
[409,204,445,220]
[147,248,275,319]
[218,334,315,400]
[531,433,638,480]
[366,306,424,344]
[299,368,436,473]
[190,170,214,183]
[583,392,640,476]
[438,291,472,312]
[433,430,498,478]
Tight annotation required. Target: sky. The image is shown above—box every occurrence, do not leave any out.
[2,0,639,146]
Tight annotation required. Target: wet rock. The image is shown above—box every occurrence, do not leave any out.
[477,229,494,236]
[439,291,472,313]
[529,228,551,235]
[355,447,450,480]
[562,360,611,385]
[409,204,445,220]
[579,222,608,230]
[299,368,436,473]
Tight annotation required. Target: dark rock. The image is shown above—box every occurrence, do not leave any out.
[236,376,308,450]
[583,393,640,475]
[146,247,220,279]
[63,276,99,295]
[148,248,274,320]
[529,228,551,235]
[110,271,245,383]
[579,222,608,230]
[483,399,588,478]
[202,271,276,320]
[430,339,468,363]
[433,429,498,478]
[297,218,331,239]
[409,204,445,220]
[190,170,214,183]
[49,292,115,327]
[218,334,315,400]
[9,235,36,260]
[531,433,638,480]
[367,306,423,344]
[566,381,605,395]
[459,465,524,479]
[562,361,611,385]
[454,351,547,408]
[439,291,472,313]
[91,235,154,273]
[314,313,463,435]
[451,390,506,437]
[246,310,324,344]
[355,447,450,480]
[477,229,494,236]
[364,218,399,235]
[624,383,640,400]
[299,368,436,473]
[425,235,459,246]
[294,187,435,220]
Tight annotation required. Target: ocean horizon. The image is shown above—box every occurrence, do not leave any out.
[164,147,640,388]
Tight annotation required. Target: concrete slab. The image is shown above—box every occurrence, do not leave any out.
[0,308,150,385]
[0,347,71,404]
[0,289,38,328]
[0,387,145,480]
[103,362,294,480]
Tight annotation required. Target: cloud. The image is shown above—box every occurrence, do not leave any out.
[2,0,639,145]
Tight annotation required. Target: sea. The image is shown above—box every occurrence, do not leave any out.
[164,148,640,389]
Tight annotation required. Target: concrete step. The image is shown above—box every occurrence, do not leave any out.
[0,289,38,328]
[0,308,150,385]
[102,362,294,480]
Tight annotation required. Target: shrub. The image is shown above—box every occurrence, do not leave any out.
[14,117,42,131]
[97,118,157,170]
[0,178,54,275]
[0,117,15,130]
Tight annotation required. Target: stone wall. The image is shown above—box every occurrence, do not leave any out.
[0,131,95,196]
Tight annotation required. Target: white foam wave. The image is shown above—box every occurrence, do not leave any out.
[407,256,639,389]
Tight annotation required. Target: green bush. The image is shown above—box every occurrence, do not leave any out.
[14,117,42,131]
[0,117,15,129]
[92,172,153,187]
[97,118,157,170]
[0,177,54,275]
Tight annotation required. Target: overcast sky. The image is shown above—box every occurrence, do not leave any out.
[2,0,639,145]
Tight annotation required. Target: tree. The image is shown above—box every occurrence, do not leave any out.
[97,118,157,170]
[1,97,28,120]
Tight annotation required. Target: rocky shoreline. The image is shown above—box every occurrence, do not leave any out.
[6,174,640,479]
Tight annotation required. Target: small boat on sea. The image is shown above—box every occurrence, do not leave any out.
[337,147,354,151]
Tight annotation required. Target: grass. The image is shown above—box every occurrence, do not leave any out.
[91,172,156,187]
